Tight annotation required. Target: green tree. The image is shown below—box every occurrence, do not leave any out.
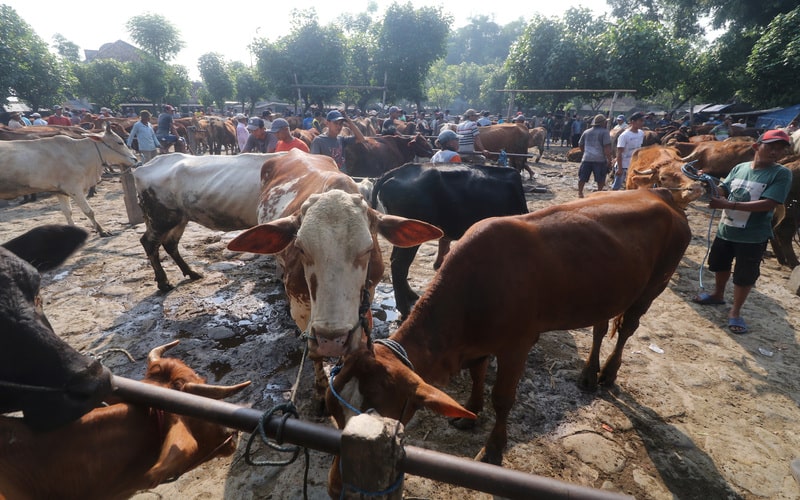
[255,9,346,110]
[375,3,452,109]
[743,6,800,107]
[446,15,525,65]
[234,67,268,115]
[198,53,233,111]
[52,34,81,63]
[425,59,462,112]
[126,13,185,63]
[74,59,132,110]
[0,5,67,109]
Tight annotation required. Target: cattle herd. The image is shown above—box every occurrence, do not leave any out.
[1,117,799,498]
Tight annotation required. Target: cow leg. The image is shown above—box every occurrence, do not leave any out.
[476,349,529,465]
[450,355,489,430]
[55,194,76,226]
[161,225,203,282]
[140,231,173,291]
[598,304,649,388]
[433,238,452,270]
[69,193,111,237]
[578,320,611,391]
[523,163,535,180]
[390,245,420,320]
[770,213,799,268]
[313,358,328,416]
[535,146,543,163]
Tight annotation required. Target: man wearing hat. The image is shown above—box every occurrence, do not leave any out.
[381,106,403,135]
[612,114,627,133]
[310,109,366,172]
[235,113,249,152]
[47,105,71,126]
[577,114,613,198]
[456,108,489,163]
[612,111,645,190]
[241,117,268,153]
[273,118,309,153]
[692,129,793,335]
[31,112,47,126]
[431,129,462,163]
[156,105,182,153]
[7,111,25,129]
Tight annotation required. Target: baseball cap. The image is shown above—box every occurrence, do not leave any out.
[629,112,645,121]
[757,129,791,145]
[592,114,607,126]
[270,118,289,132]
[388,106,400,114]
[616,114,625,121]
[247,117,265,131]
[464,108,478,118]
[235,113,246,120]
[53,105,62,110]
[437,129,460,143]
[31,112,41,118]
[326,110,346,122]
[512,114,526,122]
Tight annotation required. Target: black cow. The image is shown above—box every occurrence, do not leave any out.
[0,225,113,431]
[371,163,529,319]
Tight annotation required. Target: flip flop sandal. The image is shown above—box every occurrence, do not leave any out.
[728,317,748,334]
[693,292,725,305]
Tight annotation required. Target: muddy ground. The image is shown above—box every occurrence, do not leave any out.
[2,148,800,500]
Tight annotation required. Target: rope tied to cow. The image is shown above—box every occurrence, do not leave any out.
[244,402,311,498]
[681,160,721,290]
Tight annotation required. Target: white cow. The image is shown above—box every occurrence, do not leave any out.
[226,150,443,405]
[791,128,800,154]
[0,126,137,236]
[133,153,286,291]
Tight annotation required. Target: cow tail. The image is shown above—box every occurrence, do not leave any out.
[371,171,394,210]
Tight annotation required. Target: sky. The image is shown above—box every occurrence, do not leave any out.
[5,1,609,80]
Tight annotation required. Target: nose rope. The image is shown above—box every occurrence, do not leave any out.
[681,160,721,290]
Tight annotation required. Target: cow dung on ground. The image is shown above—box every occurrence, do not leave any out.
[2,148,799,500]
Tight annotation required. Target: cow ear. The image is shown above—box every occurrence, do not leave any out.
[375,213,443,248]
[414,381,476,420]
[2,225,88,272]
[227,217,298,254]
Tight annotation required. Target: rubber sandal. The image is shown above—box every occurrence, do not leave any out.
[692,292,725,305]
[728,317,748,334]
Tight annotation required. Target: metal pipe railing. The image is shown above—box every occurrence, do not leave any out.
[113,375,632,500]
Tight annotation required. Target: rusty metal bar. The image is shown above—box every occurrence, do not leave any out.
[112,376,632,500]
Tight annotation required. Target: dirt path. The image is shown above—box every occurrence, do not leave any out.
[3,150,799,499]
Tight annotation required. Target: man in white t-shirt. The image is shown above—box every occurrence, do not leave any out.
[612,112,645,190]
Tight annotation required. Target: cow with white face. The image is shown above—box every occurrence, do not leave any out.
[227,149,442,404]
[0,124,137,236]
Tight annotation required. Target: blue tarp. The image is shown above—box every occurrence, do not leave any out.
[755,104,800,129]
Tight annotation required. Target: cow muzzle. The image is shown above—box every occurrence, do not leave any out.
[307,319,366,358]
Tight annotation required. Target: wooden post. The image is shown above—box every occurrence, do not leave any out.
[120,167,144,225]
[340,413,404,499]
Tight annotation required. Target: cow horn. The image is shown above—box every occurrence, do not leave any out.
[183,380,252,399]
[147,340,181,363]
[633,168,655,175]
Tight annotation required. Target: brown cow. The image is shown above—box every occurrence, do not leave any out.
[770,157,800,268]
[206,116,237,155]
[626,144,705,208]
[0,341,250,500]
[0,124,92,141]
[528,126,545,163]
[680,138,755,178]
[292,128,319,148]
[226,150,442,406]
[478,123,534,179]
[343,133,434,177]
[326,188,691,496]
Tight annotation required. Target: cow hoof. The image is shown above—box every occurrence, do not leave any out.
[449,416,477,430]
[474,447,502,466]
[157,282,175,293]
[187,271,203,280]
[98,230,113,238]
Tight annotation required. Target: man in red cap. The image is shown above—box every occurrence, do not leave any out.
[693,129,793,334]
